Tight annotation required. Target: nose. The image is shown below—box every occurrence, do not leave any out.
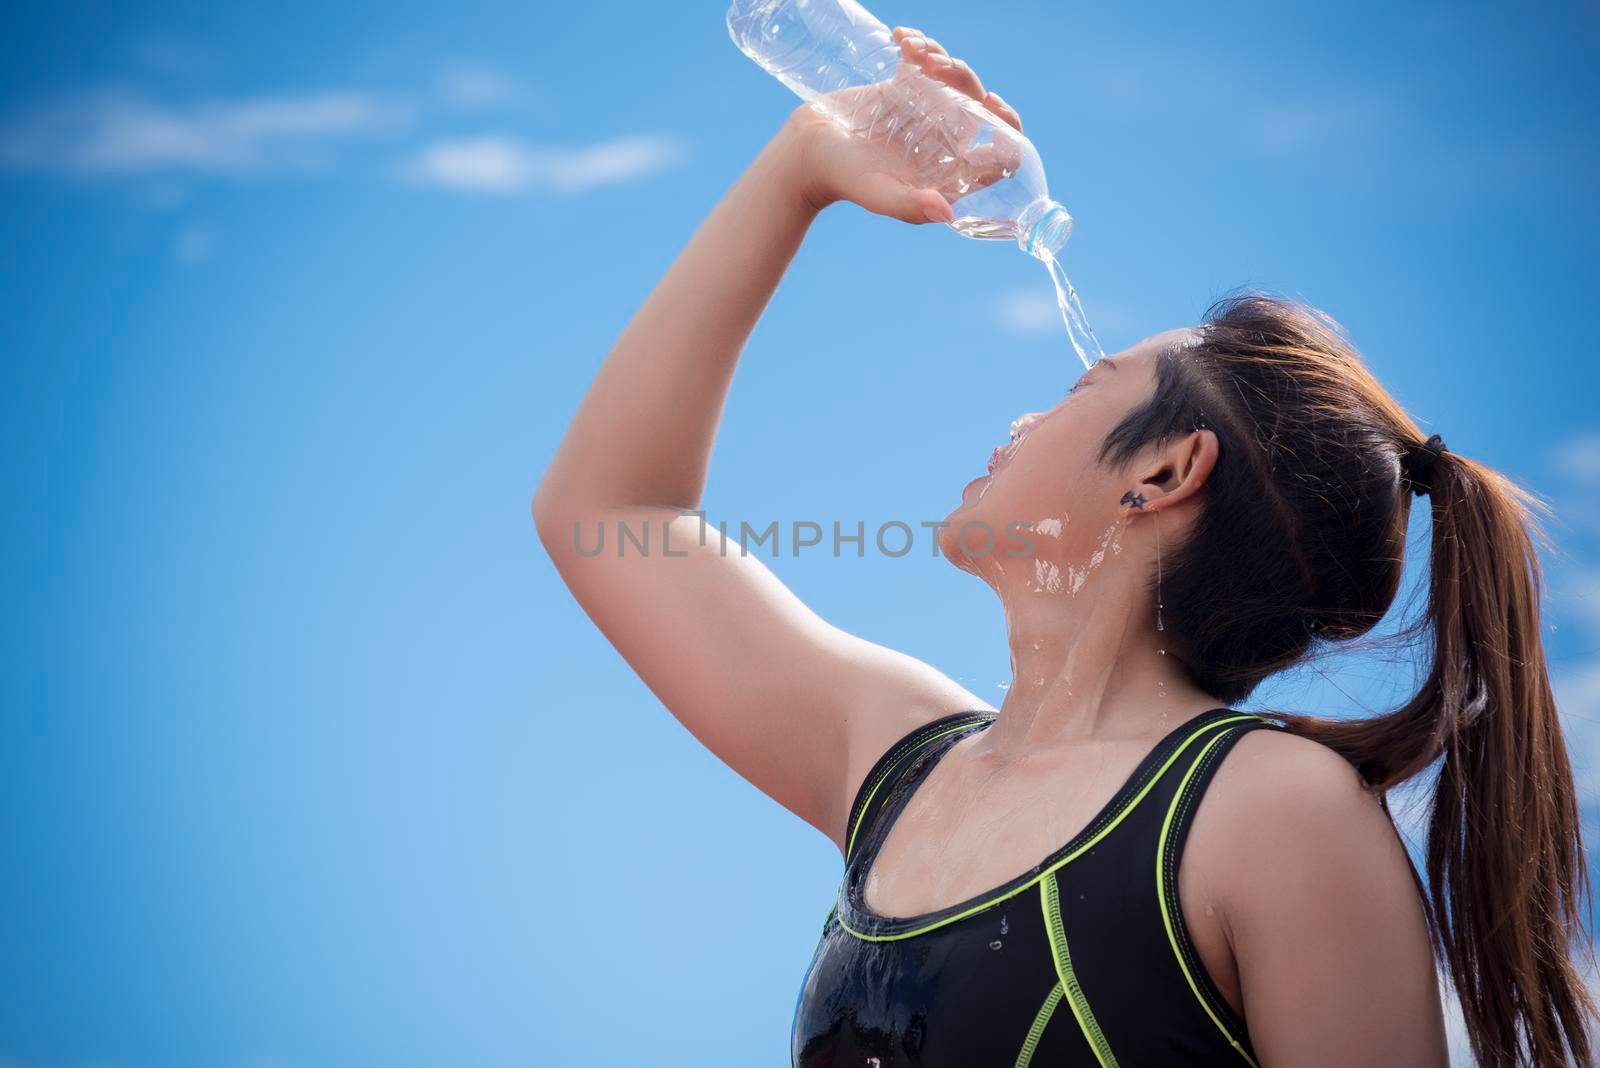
[1010,412,1043,439]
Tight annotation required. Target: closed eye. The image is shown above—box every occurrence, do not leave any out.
[1068,357,1114,396]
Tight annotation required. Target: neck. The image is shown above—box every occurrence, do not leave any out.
[978,554,1219,766]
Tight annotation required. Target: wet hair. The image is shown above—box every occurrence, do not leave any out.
[1097,293,1594,1066]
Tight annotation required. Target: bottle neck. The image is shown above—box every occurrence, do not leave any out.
[1016,198,1074,260]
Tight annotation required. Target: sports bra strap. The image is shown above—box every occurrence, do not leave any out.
[844,711,996,865]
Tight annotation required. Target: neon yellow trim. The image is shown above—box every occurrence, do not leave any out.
[1041,872,1118,1067]
[1157,728,1259,1067]
[846,719,991,860]
[836,714,1266,941]
[1013,981,1064,1068]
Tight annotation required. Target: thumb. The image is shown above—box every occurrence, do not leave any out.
[854,171,953,225]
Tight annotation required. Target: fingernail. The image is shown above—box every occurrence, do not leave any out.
[923,202,951,223]
[927,53,952,66]
[903,35,926,50]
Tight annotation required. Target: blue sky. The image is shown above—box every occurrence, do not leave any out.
[3,1,1598,1065]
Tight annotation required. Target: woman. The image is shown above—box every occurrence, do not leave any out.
[533,26,1593,1068]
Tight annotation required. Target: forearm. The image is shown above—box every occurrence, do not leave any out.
[534,124,820,525]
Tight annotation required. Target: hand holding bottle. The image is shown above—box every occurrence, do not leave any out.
[779,26,1027,226]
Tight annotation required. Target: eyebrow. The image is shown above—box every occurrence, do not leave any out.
[1096,355,1120,373]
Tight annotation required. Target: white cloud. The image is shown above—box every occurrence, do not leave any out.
[1555,661,1600,808]
[1552,429,1600,486]
[1443,970,1473,1065]
[995,290,1063,334]
[437,61,523,111]
[1254,95,1396,154]
[1099,76,1139,101]
[134,35,211,77]
[1544,453,1600,532]
[1549,567,1600,640]
[174,225,215,265]
[404,133,687,196]
[133,179,191,213]
[992,290,1141,349]
[0,87,405,176]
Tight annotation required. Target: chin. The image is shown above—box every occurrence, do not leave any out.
[938,502,989,575]
[937,517,963,564]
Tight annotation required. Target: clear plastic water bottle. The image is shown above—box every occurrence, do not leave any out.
[726,0,1074,261]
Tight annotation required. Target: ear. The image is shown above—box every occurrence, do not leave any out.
[1129,428,1219,513]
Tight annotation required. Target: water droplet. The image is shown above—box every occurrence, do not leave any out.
[989,940,1004,950]
[1000,915,1009,935]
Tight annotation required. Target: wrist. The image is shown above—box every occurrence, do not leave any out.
[754,115,833,220]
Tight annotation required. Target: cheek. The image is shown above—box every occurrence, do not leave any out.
[988,450,1115,534]
[964,465,1060,536]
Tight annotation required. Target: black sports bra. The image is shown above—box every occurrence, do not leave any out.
[790,706,1284,1067]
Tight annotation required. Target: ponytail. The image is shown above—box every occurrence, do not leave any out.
[1286,447,1595,1066]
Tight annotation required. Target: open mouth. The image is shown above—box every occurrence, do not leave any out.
[988,428,1025,475]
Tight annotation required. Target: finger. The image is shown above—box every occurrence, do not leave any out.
[891,26,949,58]
[922,51,986,102]
[895,33,927,64]
[983,89,1023,133]
[855,170,952,226]
[961,143,1022,189]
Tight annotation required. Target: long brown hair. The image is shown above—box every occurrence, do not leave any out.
[1098,293,1594,1066]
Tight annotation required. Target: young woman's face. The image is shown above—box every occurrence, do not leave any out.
[940,328,1196,588]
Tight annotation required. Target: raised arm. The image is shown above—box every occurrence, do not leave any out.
[533,31,1017,853]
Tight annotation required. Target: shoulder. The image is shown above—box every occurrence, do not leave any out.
[1211,725,1375,817]
[1190,726,1397,876]
[1186,723,1430,961]
[1185,726,1447,1060]
[1185,725,1444,1052]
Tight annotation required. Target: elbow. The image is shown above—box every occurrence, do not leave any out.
[531,480,569,555]
[532,477,602,562]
